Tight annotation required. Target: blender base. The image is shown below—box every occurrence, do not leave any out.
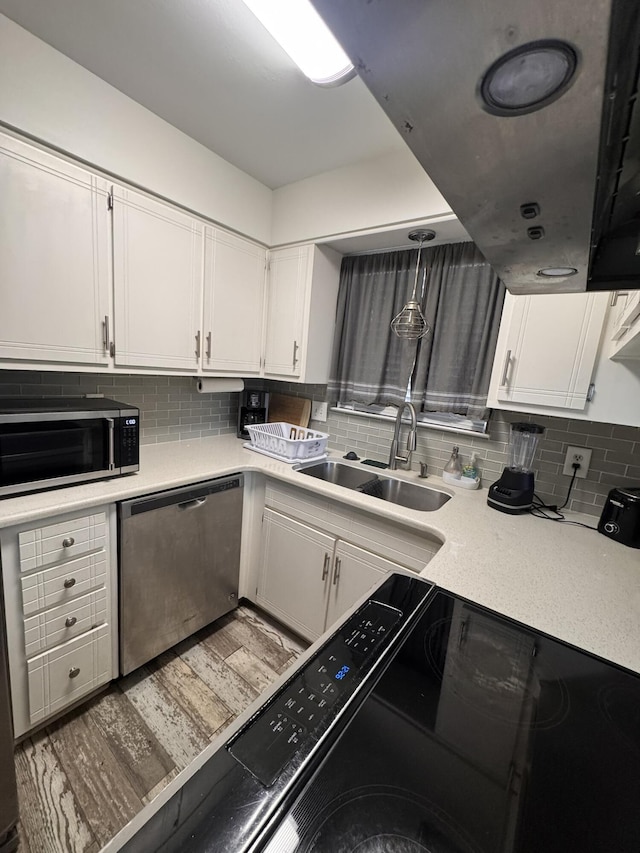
[487,468,535,513]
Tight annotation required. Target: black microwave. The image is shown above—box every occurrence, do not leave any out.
[0,397,139,498]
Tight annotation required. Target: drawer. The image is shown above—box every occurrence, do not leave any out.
[23,588,107,657]
[21,551,107,616]
[27,624,111,727]
[19,512,107,572]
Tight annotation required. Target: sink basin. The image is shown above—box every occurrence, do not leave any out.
[295,461,451,512]
[294,460,374,490]
[356,476,451,512]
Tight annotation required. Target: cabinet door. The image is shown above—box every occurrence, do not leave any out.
[0,133,110,365]
[263,246,310,377]
[325,541,404,630]
[257,509,333,641]
[493,292,608,409]
[112,186,203,370]
[202,228,266,374]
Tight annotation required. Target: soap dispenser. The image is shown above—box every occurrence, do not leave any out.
[444,446,462,479]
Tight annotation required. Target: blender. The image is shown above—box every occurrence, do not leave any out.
[487,422,545,513]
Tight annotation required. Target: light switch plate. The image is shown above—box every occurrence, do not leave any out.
[311,400,328,422]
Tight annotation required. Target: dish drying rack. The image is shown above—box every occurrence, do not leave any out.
[245,422,329,464]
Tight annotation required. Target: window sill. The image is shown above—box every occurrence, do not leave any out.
[331,404,491,438]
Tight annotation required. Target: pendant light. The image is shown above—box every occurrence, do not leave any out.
[391,230,435,340]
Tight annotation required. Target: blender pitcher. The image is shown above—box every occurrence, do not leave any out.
[488,422,545,513]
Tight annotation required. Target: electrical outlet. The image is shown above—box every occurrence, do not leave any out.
[562,446,592,478]
[311,400,328,422]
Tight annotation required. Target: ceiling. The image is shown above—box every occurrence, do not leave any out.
[0,0,406,189]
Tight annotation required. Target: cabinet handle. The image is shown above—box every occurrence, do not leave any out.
[62,537,75,548]
[102,316,110,352]
[322,552,330,581]
[610,291,628,307]
[65,616,77,628]
[63,578,76,589]
[68,667,81,679]
[206,331,212,359]
[292,339,299,370]
[500,349,512,387]
[195,330,201,359]
[332,556,341,585]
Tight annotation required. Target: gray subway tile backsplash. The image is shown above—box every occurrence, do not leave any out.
[1,371,638,515]
[0,370,240,445]
[310,405,640,516]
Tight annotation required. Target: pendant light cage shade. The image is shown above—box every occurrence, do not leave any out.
[391,301,430,339]
[391,230,435,340]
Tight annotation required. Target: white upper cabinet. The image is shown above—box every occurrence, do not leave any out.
[264,244,341,383]
[0,133,111,366]
[202,227,266,375]
[488,292,608,411]
[112,186,203,371]
[610,290,640,359]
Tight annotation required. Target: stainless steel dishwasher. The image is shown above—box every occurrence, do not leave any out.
[119,475,243,676]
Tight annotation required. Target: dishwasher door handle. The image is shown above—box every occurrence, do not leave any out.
[177,497,207,511]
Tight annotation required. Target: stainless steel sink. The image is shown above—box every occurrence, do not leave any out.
[294,460,374,490]
[295,461,451,512]
[356,476,451,512]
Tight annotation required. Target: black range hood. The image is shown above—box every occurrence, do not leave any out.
[312,0,640,295]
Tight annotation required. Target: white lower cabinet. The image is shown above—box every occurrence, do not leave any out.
[0,505,117,738]
[257,508,411,642]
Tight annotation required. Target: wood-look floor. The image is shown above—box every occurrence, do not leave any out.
[14,604,308,853]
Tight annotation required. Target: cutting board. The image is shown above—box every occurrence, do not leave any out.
[268,393,311,427]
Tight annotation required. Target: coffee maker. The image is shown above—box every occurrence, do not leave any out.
[487,422,545,514]
[237,389,269,439]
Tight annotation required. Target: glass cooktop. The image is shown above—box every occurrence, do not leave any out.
[262,590,640,853]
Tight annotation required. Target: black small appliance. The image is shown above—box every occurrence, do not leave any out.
[237,389,269,440]
[0,397,139,497]
[598,485,640,548]
[488,421,545,514]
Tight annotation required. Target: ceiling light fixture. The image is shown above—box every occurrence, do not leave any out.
[241,0,355,87]
[391,230,436,340]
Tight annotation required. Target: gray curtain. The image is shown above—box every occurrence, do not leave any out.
[327,251,421,405]
[328,241,505,418]
[411,242,505,418]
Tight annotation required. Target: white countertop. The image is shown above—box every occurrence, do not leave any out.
[1,434,639,674]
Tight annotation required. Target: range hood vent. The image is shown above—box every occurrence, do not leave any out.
[312,0,640,294]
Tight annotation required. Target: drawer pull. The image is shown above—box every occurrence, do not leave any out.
[62,537,75,548]
[68,667,81,679]
[65,616,77,628]
[63,578,76,589]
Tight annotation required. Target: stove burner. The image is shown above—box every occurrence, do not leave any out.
[299,785,484,853]
[423,615,570,730]
[598,682,640,754]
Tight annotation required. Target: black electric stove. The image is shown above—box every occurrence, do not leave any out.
[119,575,640,853]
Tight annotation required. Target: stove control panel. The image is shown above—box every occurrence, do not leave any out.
[228,601,402,787]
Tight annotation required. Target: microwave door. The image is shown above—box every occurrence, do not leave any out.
[0,417,111,491]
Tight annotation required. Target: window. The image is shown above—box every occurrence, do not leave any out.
[328,241,505,431]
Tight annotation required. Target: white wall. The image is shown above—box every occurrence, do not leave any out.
[271,148,452,246]
[0,15,272,244]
